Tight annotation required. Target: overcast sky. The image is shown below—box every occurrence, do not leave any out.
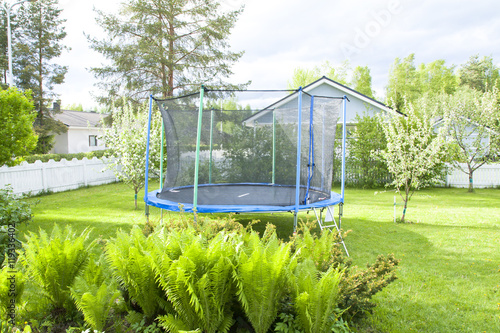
[50,0,500,109]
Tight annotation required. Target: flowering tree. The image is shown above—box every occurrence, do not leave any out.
[101,101,163,209]
[378,98,448,222]
[440,87,500,192]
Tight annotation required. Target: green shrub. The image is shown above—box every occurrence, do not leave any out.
[105,227,169,321]
[234,226,292,333]
[293,260,344,333]
[22,150,108,164]
[156,231,237,333]
[337,254,400,320]
[20,225,94,314]
[346,113,390,189]
[0,186,33,267]
[291,223,349,272]
[70,256,121,331]
[0,266,25,327]
[35,213,397,332]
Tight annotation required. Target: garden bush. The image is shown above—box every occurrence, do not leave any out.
[5,214,399,332]
[0,186,33,268]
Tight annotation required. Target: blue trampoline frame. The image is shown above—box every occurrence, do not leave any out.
[143,86,349,234]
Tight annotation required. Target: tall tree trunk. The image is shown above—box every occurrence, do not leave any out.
[167,21,174,98]
[468,164,474,193]
[400,187,410,223]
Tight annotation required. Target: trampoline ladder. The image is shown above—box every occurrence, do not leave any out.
[313,206,349,256]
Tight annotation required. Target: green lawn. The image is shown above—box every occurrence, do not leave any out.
[23,183,500,333]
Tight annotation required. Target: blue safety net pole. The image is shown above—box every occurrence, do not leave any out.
[159,116,165,223]
[321,100,326,188]
[305,95,314,203]
[193,85,205,217]
[341,96,347,203]
[293,88,303,232]
[339,95,348,231]
[144,94,154,220]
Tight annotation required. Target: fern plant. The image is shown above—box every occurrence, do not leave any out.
[292,224,349,272]
[105,227,169,320]
[0,266,25,325]
[156,231,236,333]
[20,225,94,313]
[234,228,292,333]
[70,255,121,331]
[293,259,344,333]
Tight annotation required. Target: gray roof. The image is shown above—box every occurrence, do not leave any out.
[54,110,108,128]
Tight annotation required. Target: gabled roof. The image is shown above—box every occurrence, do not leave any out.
[53,110,108,128]
[243,76,401,125]
[305,76,397,113]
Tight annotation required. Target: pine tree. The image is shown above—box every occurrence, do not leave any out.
[88,0,245,105]
[14,0,68,153]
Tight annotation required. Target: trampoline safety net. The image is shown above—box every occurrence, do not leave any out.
[153,89,342,208]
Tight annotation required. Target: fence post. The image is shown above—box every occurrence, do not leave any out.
[41,162,47,192]
[83,158,88,187]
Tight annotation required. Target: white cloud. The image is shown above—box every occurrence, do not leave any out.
[46,0,500,109]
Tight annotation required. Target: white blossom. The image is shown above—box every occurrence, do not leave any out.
[100,100,163,209]
[378,97,448,222]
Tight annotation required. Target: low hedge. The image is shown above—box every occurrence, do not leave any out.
[21,150,109,164]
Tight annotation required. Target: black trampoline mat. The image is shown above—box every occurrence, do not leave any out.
[156,184,330,206]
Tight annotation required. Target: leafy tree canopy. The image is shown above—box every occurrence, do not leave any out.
[287,61,350,89]
[386,54,458,111]
[0,87,37,166]
[458,55,500,92]
[351,65,374,98]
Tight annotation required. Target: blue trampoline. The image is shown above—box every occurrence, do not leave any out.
[144,87,349,237]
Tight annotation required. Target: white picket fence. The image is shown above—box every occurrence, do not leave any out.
[446,163,500,188]
[0,158,498,196]
[0,157,119,196]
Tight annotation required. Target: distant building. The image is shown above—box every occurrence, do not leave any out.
[244,76,400,136]
[50,110,109,154]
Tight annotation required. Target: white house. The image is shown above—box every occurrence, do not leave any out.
[244,76,400,132]
[50,110,109,154]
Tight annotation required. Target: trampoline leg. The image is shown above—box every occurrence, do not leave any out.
[293,211,298,234]
[339,203,343,230]
[145,205,150,223]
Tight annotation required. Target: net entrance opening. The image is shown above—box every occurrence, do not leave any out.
[154,89,342,208]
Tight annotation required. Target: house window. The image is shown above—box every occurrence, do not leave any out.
[89,135,98,147]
